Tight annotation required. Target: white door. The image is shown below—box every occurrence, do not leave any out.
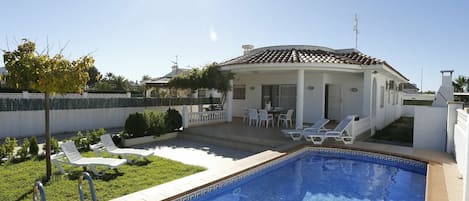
[327,85,342,121]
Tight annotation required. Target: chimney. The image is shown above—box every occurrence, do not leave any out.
[440,70,454,87]
[242,44,254,55]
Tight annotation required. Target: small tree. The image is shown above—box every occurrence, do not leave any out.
[3,39,93,181]
[453,75,469,92]
[29,136,39,157]
[168,63,234,106]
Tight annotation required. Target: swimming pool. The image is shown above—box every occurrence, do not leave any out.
[182,148,427,201]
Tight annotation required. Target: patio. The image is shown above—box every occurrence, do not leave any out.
[182,117,303,151]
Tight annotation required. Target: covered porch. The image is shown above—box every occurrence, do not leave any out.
[227,69,376,130]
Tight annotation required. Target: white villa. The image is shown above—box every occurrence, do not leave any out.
[219,45,409,133]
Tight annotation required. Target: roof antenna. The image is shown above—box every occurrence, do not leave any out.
[171,55,178,72]
[353,14,359,49]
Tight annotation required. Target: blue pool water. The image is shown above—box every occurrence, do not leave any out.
[191,149,427,201]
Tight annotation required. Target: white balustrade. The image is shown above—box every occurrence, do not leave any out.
[352,116,371,137]
[187,110,226,126]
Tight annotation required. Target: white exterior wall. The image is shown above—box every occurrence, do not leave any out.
[232,72,297,117]
[323,73,364,120]
[0,105,198,138]
[231,69,404,129]
[372,73,403,130]
[232,71,365,124]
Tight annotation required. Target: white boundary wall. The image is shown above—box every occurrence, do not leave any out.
[0,105,199,138]
[454,109,469,175]
[413,106,448,151]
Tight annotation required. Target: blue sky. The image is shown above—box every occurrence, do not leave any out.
[1,0,468,90]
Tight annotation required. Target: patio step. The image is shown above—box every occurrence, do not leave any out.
[180,132,275,153]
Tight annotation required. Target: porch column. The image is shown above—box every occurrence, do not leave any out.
[362,71,373,117]
[296,70,304,129]
[362,71,375,135]
[226,79,233,122]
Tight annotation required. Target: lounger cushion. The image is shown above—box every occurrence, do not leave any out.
[107,148,153,157]
[73,157,126,168]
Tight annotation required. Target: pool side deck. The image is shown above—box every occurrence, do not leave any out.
[112,120,462,201]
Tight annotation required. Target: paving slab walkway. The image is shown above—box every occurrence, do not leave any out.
[136,138,253,169]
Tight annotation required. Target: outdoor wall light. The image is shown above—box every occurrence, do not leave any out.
[372,70,378,74]
[307,86,315,90]
[350,88,358,92]
[250,86,255,90]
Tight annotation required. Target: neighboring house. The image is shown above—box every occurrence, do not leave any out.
[144,65,220,98]
[219,45,409,131]
[400,83,419,94]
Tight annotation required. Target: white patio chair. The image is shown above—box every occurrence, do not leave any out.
[248,109,259,127]
[258,109,274,128]
[242,108,249,123]
[57,141,127,176]
[93,134,154,163]
[277,109,294,128]
[304,115,355,145]
[281,118,329,141]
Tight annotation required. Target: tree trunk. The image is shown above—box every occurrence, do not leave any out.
[44,92,52,181]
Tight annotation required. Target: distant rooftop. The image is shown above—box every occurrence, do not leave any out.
[144,65,190,85]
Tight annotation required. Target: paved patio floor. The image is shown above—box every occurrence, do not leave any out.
[136,138,253,169]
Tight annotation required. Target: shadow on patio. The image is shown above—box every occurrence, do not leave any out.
[181,117,302,152]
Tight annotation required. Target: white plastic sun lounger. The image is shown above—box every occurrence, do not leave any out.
[94,134,153,163]
[57,142,127,175]
[304,115,355,145]
[281,118,329,141]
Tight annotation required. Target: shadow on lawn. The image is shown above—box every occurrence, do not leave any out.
[14,189,33,201]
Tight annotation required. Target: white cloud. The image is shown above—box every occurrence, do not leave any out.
[209,28,218,42]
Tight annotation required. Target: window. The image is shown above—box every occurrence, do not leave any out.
[233,85,246,100]
[261,84,296,109]
[380,86,385,108]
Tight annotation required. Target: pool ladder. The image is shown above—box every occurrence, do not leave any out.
[33,172,97,201]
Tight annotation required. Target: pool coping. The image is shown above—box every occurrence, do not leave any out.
[111,142,461,201]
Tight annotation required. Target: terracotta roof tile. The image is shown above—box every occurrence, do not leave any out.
[220,45,408,81]
[220,47,384,66]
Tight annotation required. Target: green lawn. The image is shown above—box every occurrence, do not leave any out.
[371,117,414,144]
[0,152,205,201]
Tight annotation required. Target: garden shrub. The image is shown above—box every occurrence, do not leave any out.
[86,130,100,145]
[51,137,60,154]
[85,128,106,146]
[71,131,89,151]
[165,108,182,132]
[29,136,39,157]
[145,111,167,136]
[125,113,149,138]
[42,137,60,154]
[3,137,17,160]
[17,138,29,160]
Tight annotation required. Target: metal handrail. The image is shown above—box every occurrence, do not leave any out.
[33,181,46,201]
[78,172,97,201]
